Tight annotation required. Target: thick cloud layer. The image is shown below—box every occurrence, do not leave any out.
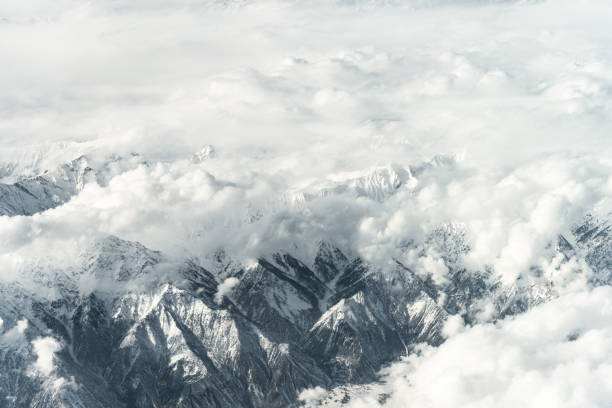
[1,0,611,166]
[1,0,611,286]
[1,0,612,405]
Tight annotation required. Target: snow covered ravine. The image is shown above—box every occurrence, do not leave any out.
[1,0,612,407]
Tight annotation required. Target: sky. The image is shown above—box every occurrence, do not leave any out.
[1,0,612,404]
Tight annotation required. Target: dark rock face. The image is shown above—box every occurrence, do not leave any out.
[0,215,610,407]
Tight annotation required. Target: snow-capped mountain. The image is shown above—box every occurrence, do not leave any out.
[1,157,610,408]
[0,156,92,216]
[0,152,156,217]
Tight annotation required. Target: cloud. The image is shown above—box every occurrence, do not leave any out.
[1,0,612,405]
[0,319,28,346]
[214,277,239,304]
[1,0,611,169]
[30,337,62,377]
[0,151,610,299]
[299,386,328,405]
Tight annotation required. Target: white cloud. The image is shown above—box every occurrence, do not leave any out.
[0,0,610,168]
[214,277,240,304]
[0,319,28,345]
[441,315,465,338]
[299,386,328,405]
[30,337,62,377]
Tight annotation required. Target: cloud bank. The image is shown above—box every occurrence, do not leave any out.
[1,0,612,405]
[0,0,611,298]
